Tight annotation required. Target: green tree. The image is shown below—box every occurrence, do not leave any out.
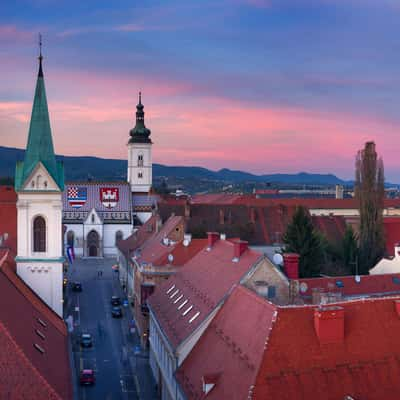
[355,141,385,273]
[341,225,358,273]
[283,206,325,278]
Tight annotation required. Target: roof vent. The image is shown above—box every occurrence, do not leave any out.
[232,240,248,262]
[314,306,344,344]
[220,233,226,241]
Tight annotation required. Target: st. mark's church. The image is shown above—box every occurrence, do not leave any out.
[14,49,156,315]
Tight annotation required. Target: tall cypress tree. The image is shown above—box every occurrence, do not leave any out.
[355,141,385,274]
[283,206,324,278]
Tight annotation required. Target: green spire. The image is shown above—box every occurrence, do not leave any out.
[15,39,64,191]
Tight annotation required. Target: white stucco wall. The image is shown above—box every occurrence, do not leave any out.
[128,142,152,193]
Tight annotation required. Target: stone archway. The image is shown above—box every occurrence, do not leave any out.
[87,230,99,257]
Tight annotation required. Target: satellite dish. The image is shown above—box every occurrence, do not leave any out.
[183,239,189,247]
[168,254,174,263]
[273,253,284,266]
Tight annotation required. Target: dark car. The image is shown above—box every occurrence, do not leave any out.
[72,282,82,292]
[111,306,122,318]
[111,296,121,306]
[80,369,95,385]
[80,333,93,348]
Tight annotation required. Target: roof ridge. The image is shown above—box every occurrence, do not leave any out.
[0,321,62,400]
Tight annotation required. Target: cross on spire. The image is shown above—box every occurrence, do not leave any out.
[38,33,43,77]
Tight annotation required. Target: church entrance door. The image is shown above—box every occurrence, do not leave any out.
[87,230,99,257]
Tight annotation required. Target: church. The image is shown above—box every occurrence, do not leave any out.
[14,47,155,316]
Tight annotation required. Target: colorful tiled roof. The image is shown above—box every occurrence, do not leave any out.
[148,239,262,350]
[0,249,72,399]
[63,182,131,212]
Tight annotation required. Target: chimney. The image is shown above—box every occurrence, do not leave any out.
[232,240,248,262]
[207,232,219,250]
[283,253,300,279]
[314,306,344,344]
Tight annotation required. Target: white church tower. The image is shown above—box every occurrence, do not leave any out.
[14,42,64,317]
[127,92,153,193]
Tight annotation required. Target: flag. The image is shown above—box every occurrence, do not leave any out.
[67,187,87,208]
[67,246,75,264]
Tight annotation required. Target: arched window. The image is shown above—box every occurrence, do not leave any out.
[115,230,123,244]
[33,216,46,252]
[138,154,144,167]
[67,231,75,247]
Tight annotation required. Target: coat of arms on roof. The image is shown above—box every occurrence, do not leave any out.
[67,187,87,208]
[100,188,119,208]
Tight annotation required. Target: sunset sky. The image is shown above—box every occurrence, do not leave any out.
[1,0,400,181]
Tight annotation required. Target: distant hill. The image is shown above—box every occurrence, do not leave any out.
[0,145,351,185]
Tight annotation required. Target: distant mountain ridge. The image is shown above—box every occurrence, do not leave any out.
[0,145,351,185]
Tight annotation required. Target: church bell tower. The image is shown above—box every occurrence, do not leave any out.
[14,39,65,317]
[127,93,153,193]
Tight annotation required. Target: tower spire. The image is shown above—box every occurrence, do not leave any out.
[129,92,151,144]
[38,33,43,77]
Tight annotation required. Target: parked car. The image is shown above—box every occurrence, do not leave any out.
[110,296,121,306]
[80,369,95,385]
[111,306,122,318]
[72,282,82,292]
[80,333,93,348]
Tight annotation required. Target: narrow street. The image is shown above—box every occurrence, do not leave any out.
[64,258,158,400]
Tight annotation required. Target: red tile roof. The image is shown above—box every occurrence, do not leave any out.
[178,286,400,400]
[0,185,17,254]
[176,285,276,400]
[154,239,208,267]
[137,215,184,265]
[148,239,262,350]
[117,214,158,257]
[297,273,400,300]
[0,249,72,399]
[253,298,400,400]
[190,194,243,205]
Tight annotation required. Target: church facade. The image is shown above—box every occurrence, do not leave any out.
[14,48,155,316]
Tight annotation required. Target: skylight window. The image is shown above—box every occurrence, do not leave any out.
[178,299,188,310]
[166,284,175,294]
[37,318,47,328]
[174,294,184,304]
[33,343,45,354]
[35,329,45,340]
[170,289,179,299]
[189,311,200,323]
[182,305,193,316]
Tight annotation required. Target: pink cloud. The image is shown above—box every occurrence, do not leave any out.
[0,25,35,43]
[2,66,399,181]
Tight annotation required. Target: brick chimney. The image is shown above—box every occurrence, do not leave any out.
[314,306,344,344]
[283,253,300,279]
[207,232,219,249]
[232,240,248,262]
